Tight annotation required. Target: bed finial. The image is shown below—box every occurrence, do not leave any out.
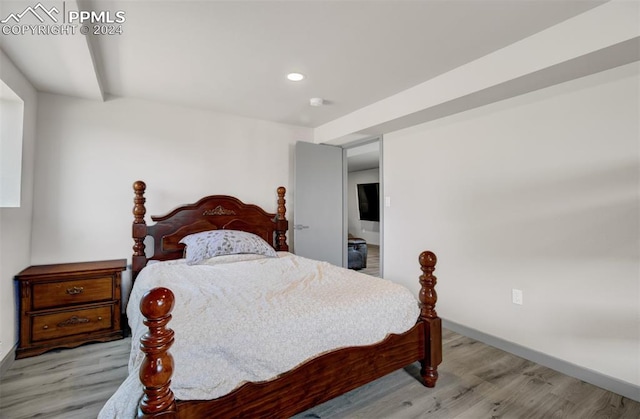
[418,251,438,320]
[277,186,286,216]
[276,186,289,251]
[138,287,177,418]
[418,250,442,388]
[132,181,148,280]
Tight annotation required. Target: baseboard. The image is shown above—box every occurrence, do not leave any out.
[442,319,640,402]
[0,344,17,378]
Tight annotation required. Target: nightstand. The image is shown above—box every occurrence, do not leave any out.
[14,259,126,359]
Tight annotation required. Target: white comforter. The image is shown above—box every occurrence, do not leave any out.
[99,252,419,418]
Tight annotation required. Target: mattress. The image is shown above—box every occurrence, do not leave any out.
[99,252,419,418]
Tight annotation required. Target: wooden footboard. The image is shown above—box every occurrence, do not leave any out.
[137,251,441,418]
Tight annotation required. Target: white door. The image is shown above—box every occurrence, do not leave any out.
[294,141,344,266]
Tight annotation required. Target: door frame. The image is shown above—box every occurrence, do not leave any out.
[342,136,383,276]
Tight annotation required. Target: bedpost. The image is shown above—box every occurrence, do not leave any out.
[138,287,177,419]
[418,251,442,387]
[132,180,148,281]
[275,186,289,251]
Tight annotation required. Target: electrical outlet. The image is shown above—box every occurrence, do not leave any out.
[512,289,523,305]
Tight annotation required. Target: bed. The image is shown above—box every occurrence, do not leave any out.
[99,180,442,418]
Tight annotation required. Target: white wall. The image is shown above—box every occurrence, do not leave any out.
[347,168,380,245]
[0,50,38,365]
[384,62,639,387]
[0,97,24,207]
[32,93,312,305]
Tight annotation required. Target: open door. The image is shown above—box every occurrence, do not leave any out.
[294,141,344,266]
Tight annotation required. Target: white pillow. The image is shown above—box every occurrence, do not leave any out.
[200,253,270,266]
[179,230,277,265]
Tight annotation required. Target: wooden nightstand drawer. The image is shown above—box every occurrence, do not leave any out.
[32,305,113,342]
[15,259,126,358]
[32,277,114,310]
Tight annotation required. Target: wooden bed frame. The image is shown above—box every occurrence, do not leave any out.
[130,180,442,418]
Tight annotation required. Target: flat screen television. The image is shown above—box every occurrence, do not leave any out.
[357,182,380,222]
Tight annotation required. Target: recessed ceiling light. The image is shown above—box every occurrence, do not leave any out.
[287,72,305,81]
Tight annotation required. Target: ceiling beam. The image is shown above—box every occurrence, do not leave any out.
[0,0,104,101]
[315,0,640,145]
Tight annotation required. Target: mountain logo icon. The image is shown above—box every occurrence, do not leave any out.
[1,2,60,24]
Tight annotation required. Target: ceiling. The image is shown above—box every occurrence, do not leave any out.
[0,0,608,128]
[347,141,380,172]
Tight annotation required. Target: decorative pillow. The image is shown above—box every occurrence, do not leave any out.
[179,230,277,265]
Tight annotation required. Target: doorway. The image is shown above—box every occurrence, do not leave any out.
[345,139,381,277]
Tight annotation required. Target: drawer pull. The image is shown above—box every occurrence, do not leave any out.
[43,325,49,330]
[98,316,103,321]
[58,315,90,327]
[65,286,84,295]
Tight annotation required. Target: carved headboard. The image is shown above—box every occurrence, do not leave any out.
[131,181,289,281]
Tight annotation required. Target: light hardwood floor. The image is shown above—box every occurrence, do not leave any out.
[358,244,380,277]
[1,329,638,418]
